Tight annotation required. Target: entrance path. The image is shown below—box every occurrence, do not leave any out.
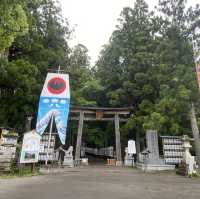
[0,166,200,199]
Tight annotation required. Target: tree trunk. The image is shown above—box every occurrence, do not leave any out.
[190,103,200,167]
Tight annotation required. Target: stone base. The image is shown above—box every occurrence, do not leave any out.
[124,158,134,167]
[63,156,74,168]
[144,157,165,165]
[81,158,88,166]
[116,161,123,166]
[137,163,175,171]
[40,167,76,174]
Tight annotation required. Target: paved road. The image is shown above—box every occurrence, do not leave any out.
[0,166,200,199]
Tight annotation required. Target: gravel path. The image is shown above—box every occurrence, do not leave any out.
[0,166,199,199]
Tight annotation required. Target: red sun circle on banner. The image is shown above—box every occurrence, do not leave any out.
[47,77,66,94]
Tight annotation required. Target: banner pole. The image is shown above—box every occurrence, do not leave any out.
[45,115,54,166]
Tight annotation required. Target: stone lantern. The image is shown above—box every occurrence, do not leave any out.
[182,135,198,176]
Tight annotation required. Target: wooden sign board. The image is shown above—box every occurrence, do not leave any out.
[96,111,104,119]
[128,140,136,154]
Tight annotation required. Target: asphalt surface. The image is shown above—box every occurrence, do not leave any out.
[0,166,200,199]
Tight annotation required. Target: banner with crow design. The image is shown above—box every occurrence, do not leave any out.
[36,73,70,144]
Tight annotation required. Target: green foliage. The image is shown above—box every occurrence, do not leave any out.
[96,0,200,137]
[85,127,105,148]
[67,44,105,106]
[0,0,28,53]
[1,0,200,148]
[10,0,71,77]
[0,0,105,138]
[0,59,38,129]
[0,0,72,131]
[9,162,41,177]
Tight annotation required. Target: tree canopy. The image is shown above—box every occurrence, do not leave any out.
[0,0,28,54]
[96,0,200,136]
[0,0,200,148]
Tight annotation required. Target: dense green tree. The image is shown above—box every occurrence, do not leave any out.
[0,0,28,54]
[67,44,104,106]
[0,59,38,129]
[0,0,72,131]
[96,0,161,136]
[156,0,200,166]
[9,0,71,79]
[0,0,105,141]
[96,0,200,138]
[1,0,200,152]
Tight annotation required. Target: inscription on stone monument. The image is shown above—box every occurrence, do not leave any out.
[146,130,164,165]
[146,130,159,159]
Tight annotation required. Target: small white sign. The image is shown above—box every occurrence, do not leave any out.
[20,130,41,163]
[128,140,136,154]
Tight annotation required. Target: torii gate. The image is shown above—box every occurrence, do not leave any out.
[69,106,133,166]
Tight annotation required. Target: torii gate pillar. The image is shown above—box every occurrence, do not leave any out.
[75,111,84,164]
[115,113,122,166]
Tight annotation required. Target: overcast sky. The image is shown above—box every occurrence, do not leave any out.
[59,0,199,65]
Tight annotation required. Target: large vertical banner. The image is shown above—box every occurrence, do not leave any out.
[36,73,70,144]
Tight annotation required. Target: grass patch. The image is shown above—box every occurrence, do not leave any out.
[0,165,43,179]
[0,172,43,179]
[188,172,200,178]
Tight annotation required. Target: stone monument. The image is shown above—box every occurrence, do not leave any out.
[145,130,164,165]
[61,146,74,168]
[137,130,175,171]
[124,147,134,166]
[124,140,136,167]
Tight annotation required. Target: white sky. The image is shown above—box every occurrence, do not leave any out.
[59,0,199,65]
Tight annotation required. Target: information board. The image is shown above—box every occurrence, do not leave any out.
[39,134,56,161]
[161,136,183,164]
[128,140,136,154]
[20,130,41,163]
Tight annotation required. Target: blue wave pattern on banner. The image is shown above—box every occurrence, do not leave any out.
[36,97,70,144]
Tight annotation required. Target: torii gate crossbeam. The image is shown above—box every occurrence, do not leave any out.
[69,106,133,166]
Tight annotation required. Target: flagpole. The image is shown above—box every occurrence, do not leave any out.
[45,114,54,166]
[45,65,62,166]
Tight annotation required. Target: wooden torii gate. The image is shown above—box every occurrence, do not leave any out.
[70,106,133,165]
